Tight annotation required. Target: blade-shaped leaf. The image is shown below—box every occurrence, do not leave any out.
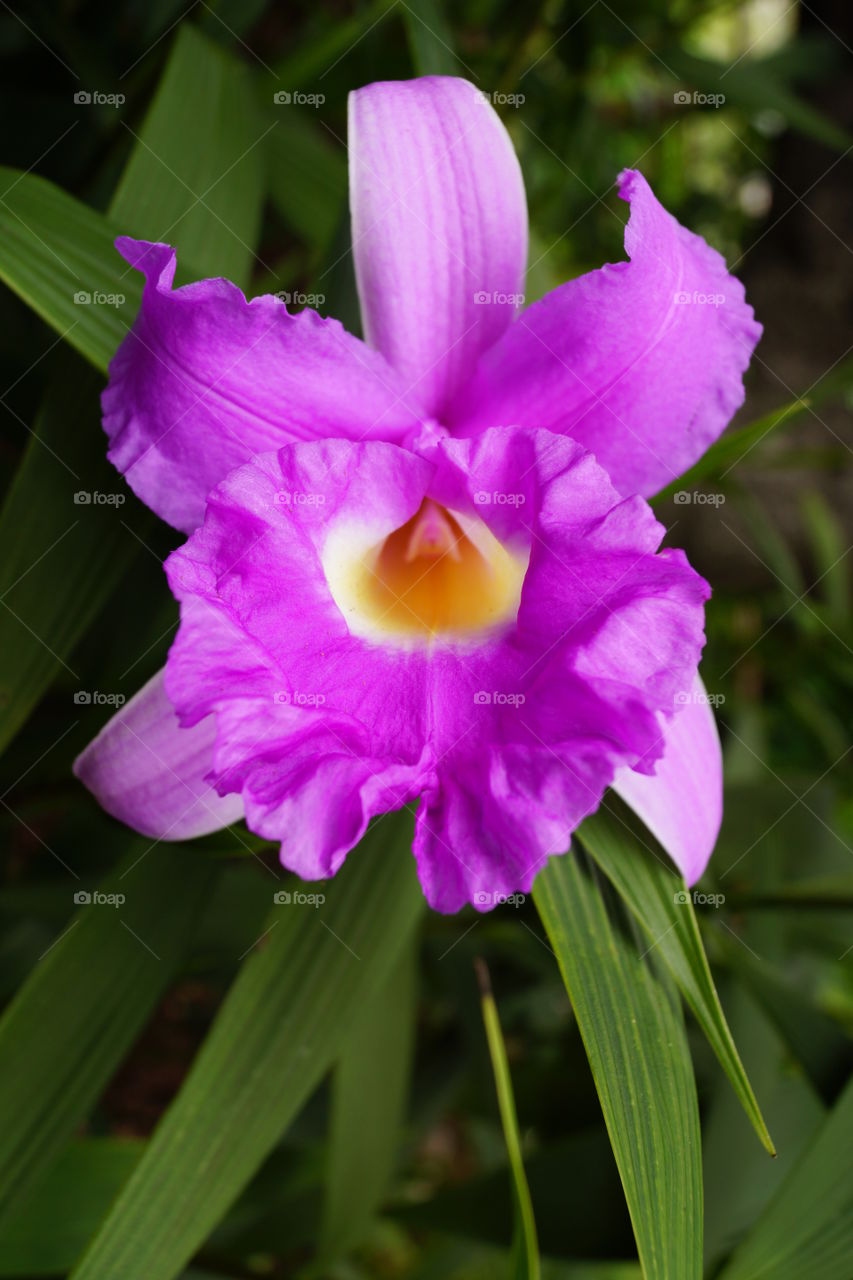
[404,0,461,76]
[717,1075,853,1280]
[0,842,217,1227]
[0,25,266,755]
[318,928,419,1262]
[0,357,155,754]
[111,24,264,286]
[70,816,425,1280]
[534,850,703,1280]
[576,800,774,1154]
[0,170,136,373]
[476,958,540,1280]
[0,1139,143,1276]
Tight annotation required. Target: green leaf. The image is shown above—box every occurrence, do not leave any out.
[70,816,425,1280]
[111,25,264,287]
[273,0,397,87]
[703,988,824,1274]
[0,1139,143,1275]
[0,25,267,754]
[652,352,853,506]
[717,1075,853,1280]
[577,801,774,1154]
[0,843,217,1228]
[0,357,155,754]
[0,26,265,377]
[404,0,461,76]
[534,850,703,1280]
[801,491,850,624]
[476,958,540,1280]
[318,929,419,1262]
[265,110,346,255]
[0,171,137,374]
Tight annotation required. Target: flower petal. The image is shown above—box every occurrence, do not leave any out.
[164,427,708,912]
[103,238,423,533]
[611,674,722,884]
[348,76,528,420]
[450,169,761,498]
[73,668,243,839]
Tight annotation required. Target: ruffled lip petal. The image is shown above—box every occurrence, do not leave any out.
[160,424,711,912]
[449,168,761,499]
[103,238,423,533]
[349,76,528,421]
[73,668,243,840]
[611,672,723,885]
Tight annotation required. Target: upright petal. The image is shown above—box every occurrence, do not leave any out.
[348,76,528,420]
[450,169,761,498]
[73,668,243,839]
[611,674,723,885]
[103,238,423,533]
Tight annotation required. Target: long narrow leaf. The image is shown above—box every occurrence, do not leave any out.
[71,816,425,1280]
[318,928,419,1262]
[717,1075,853,1280]
[476,958,540,1280]
[534,851,703,1280]
[577,801,774,1153]
[0,843,217,1227]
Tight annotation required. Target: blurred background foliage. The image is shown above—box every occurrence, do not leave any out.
[0,0,851,1278]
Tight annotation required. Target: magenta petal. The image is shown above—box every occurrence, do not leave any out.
[450,169,761,498]
[611,674,722,885]
[348,76,528,420]
[103,238,422,533]
[73,669,243,839]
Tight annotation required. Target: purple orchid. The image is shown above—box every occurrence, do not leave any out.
[74,76,760,912]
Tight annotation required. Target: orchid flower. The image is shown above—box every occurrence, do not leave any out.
[74,76,760,912]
